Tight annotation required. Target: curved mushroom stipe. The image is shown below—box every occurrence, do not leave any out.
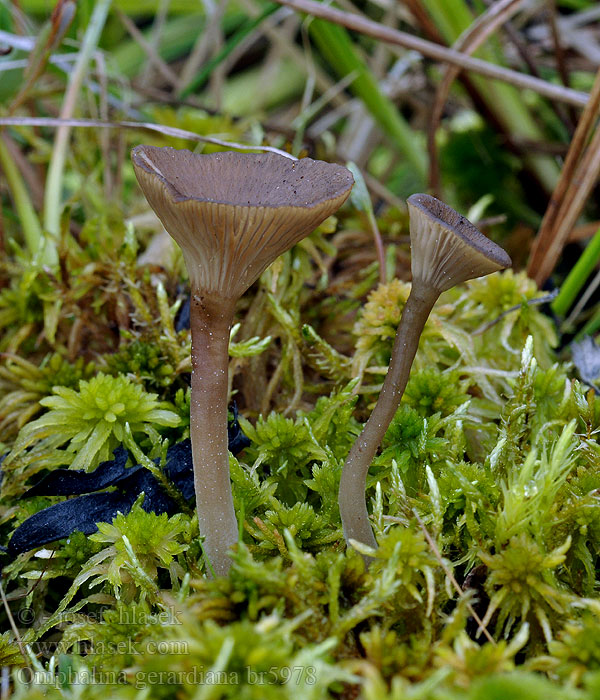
[339,194,511,555]
[132,145,353,576]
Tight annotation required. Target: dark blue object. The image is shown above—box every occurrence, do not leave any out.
[174,295,191,332]
[6,408,250,556]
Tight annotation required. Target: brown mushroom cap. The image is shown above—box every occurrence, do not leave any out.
[407,193,512,293]
[132,145,354,299]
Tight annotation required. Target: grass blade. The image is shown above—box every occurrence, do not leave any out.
[552,227,600,317]
[179,3,279,99]
[309,18,427,181]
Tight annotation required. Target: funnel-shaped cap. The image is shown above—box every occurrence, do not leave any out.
[407,193,511,293]
[132,146,353,299]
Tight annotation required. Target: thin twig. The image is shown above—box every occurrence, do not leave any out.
[427,0,525,196]
[140,0,171,87]
[209,1,226,112]
[411,510,496,646]
[548,2,571,93]
[177,0,220,91]
[115,7,178,87]
[510,138,569,155]
[236,0,339,102]
[43,0,112,244]
[483,0,574,136]
[363,170,406,211]
[404,1,515,147]
[568,221,600,243]
[371,1,397,79]
[402,0,445,44]
[295,70,359,155]
[473,291,559,335]
[548,0,576,129]
[498,11,540,78]
[0,576,31,671]
[564,266,600,330]
[0,116,298,159]
[272,0,588,107]
[477,214,507,228]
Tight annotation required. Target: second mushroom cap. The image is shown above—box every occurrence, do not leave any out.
[407,193,512,293]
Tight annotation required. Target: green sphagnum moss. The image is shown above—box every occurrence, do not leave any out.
[2,192,600,700]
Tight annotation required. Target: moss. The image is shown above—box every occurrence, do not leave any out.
[2,212,600,700]
[4,373,181,471]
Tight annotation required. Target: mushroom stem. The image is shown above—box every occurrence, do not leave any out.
[339,281,439,550]
[189,291,238,577]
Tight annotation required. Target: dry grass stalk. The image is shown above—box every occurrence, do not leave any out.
[410,510,496,646]
[116,7,179,87]
[427,0,526,196]
[528,66,600,285]
[273,0,589,107]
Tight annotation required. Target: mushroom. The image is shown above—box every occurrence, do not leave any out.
[131,145,353,576]
[339,193,512,551]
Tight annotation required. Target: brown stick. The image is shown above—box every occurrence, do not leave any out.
[568,221,600,243]
[535,126,600,285]
[272,0,588,107]
[528,66,600,285]
[548,2,570,94]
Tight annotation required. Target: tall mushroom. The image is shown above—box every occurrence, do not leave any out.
[131,145,353,576]
[339,193,512,551]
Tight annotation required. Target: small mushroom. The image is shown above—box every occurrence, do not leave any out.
[132,145,353,576]
[339,193,511,551]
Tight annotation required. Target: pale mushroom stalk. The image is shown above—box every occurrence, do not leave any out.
[339,193,512,551]
[189,294,238,575]
[339,282,438,549]
[132,145,353,576]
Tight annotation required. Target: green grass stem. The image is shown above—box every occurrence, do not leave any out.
[577,305,600,339]
[309,19,427,181]
[420,0,559,192]
[179,4,279,99]
[0,134,50,263]
[552,227,600,317]
[43,0,113,247]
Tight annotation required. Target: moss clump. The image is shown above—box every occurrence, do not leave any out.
[2,217,600,699]
[5,373,181,471]
[404,367,471,417]
[103,339,175,389]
